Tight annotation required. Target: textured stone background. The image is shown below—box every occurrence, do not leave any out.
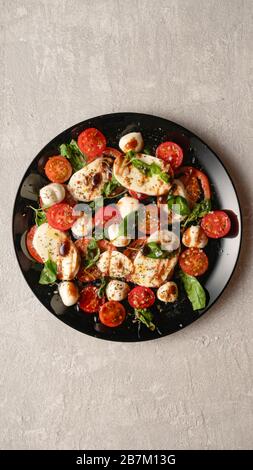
[1,0,253,450]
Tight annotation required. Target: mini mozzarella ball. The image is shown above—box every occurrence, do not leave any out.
[117,196,140,219]
[182,225,208,248]
[107,223,131,247]
[119,132,144,153]
[148,230,180,252]
[71,214,92,239]
[40,183,65,208]
[58,281,79,306]
[106,280,130,301]
[157,282,178,303]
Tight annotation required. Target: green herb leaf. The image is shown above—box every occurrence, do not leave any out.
[29,206,47,226]
[167,195,190,216]
[134,308,156,331]
[183,199,211,227]
[102,174,121,197]
[97,277,108,298]
[179,271,206,311]
[60,139,86,172]
[85,238,100,269]
[39,259,57,285]
[143,147,151,155]
[127,155,171,184]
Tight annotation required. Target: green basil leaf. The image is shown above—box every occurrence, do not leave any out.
[85,238,100,269]
[102,174,121,197]
[29,206,47,226]
[143,147,151,155]
[97,277,108,298]
[39,259,57,285]
[134,308,156,331]
[183,199,211,227]
[167,195,190,216]
[127,154,171,184]
[60,139,86,172]
[179,271,206,311]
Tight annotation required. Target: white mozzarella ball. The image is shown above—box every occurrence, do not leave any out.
[71,214,92,239]
[157,282,178,303]
[182,225,208,248]
[106,280,130,301]
[117,196,140,220]
[148,230,180,252]
[58,281,79,306]
[107,223,131,247]
[119,132,144,153]
[40,183,65,208]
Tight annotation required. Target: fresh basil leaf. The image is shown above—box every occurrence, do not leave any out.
[167,195,190,216]
[97,277,108,298]
[125,150,137,159]
[29,206,47,226]
[180,271,206,311]
[143,147,151,155]
[39,259,57,285]
[134,308,156,331]
[128,156,171,184]
[85,238,100,269]
[60,139,86,172]
[102,175,121,197]
[143,242,176,259]
[183,199,211,227]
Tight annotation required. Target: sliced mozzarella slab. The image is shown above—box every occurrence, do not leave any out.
[119,132,143,153]
[40,183,65,208]
[113,154,172,196]
[106,280,130,301]
[97,251,133,278]
[67,157,111,202]
[148,230,180,252]
[157,282,178,303]
[129,250,178,288]
[58,281,79,306]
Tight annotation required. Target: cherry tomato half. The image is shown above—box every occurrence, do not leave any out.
[26,225,43,263]
[176,166,211,203]
[45,156,72,183]
[77,128,106,160]
[128,286,155,309]
[99,301,126,327]
[47,203,77,231]
[201,211,231,239]
[79,286,105,313]
[156,142,183,168]
[179,248,209,277]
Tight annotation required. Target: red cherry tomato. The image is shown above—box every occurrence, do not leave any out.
[47,203,77,231]
[77,128,106,160]
[79,286,105,313]
[179,248,209,277]
[26,225,43,263]
[156,141,183,168]
[128,190,149,201]
[103,147,122,159]
[176,166,211,203]
[94,205,121,228]
[201,211,231,239]
[45,156,72,183]
[128,286,155,309]
[99,301,126,327]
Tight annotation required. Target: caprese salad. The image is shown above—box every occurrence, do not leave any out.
[25,127,232,333]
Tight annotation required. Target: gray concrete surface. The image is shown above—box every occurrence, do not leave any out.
[0,0,253,450]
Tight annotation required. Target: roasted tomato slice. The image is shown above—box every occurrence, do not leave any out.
[99,301,126,327]
[45,156,72,183]
[47,203,77,231]
[128,286,155,309]
[79,286,105,313]
[26,225,43,263]
[179,248,209,277]
[77,128,106,160]
[156,141,183,168]
[176,166,211,203]
[201,211,231,239]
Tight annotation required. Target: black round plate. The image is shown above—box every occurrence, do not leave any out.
[12,113,242,341]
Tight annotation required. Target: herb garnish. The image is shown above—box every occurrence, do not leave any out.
[84,238,100,270]
[126,151,171,183]
[179,271,206,310]
[167,195,190,216]
[39,259,57,285]
[182,199,211,227]
[133,308,156,331]
[143,242,175,260]
[102,175,121,197]
[29,206,47,226]
[60,139,86,172]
